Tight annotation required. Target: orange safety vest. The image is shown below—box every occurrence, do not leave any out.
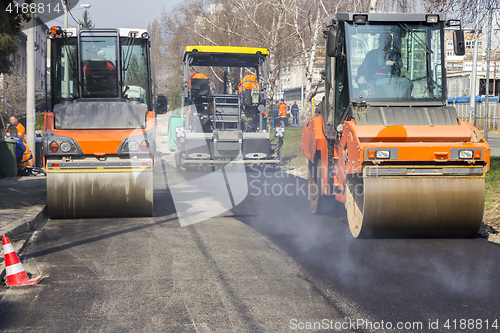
[18,142,33,168]
[279,102,287,117]
[238,74,259,93]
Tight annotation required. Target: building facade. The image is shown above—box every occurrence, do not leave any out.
[446,14,500,99]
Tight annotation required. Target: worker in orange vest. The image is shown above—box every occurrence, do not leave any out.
[278,99,287,128]
[237,74,259,93]
[6,127,33,175]
[6,115,26,143]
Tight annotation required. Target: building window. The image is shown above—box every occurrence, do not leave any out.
[466,41,474,49]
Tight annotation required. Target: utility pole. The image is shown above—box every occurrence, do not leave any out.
[64,0,68,29]
[494,52,498,96]
[484,6,493,140]
[62,0,70,98]
[469,0,481,125]
[26,15,36,164]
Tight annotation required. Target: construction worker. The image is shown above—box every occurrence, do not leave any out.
[6,115,26,143]
[188,73,210,100]
[7,127,34,175]
[279,99,287,128]
[7,127,26,164]
[357,31,402,96]
[83,60,118,97]
[291,101,299,125]
[238,74,259,93]
[238,74,259,106]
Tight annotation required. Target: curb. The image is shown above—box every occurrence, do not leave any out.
[0,205,47,239]
[0,205,47,283]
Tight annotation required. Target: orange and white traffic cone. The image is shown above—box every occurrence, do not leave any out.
[2,234,40,286]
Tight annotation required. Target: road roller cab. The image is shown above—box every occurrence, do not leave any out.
[302,13,490,238]
[43,27,155,218]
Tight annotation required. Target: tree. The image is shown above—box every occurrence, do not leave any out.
[79,9,94,28]
[0,72,27,117]
[125,55,146,87]
[153,0,490,118]
[0,0,31,74]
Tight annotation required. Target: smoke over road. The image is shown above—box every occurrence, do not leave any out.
[231,168,500,330]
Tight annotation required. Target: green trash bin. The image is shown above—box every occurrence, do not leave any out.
[0,138,17,177]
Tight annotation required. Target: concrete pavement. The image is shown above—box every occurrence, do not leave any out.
[0,176,47,280]
[0,176,46,237]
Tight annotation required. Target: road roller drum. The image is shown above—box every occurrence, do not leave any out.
[346,175,485,238]
[47,170,153,219]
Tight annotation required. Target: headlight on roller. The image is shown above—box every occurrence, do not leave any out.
[60,141,71,153]
[459,150,473,159]
[117,130,155,155]
[375,150,390,159]
[42,130,83,156]
[128,141,139,152]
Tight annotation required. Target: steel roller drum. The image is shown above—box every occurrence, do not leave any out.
[47,170,153,218]
[346,176,485,238]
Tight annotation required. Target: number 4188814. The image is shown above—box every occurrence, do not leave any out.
[443,319,498,330]
[5,2,62,15]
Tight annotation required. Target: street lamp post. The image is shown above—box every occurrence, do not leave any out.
[469,0,481,125]
[484,7,493,140]
[79,4,91,28]
[26,15,35,164]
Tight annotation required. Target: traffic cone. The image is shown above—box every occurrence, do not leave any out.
[2,234,40,286]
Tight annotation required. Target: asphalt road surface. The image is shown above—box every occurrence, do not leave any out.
[1,117,499,332]
[0,160,344,332]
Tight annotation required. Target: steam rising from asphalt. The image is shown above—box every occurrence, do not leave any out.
[235,169,495,300]
[155,109,495,324]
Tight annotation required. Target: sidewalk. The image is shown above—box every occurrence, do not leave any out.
[0,176,47,281]
[0,176,47,237]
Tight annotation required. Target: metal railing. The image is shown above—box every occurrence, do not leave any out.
[450,96,499,131]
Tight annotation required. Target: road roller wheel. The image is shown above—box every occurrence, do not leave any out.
[345,174,485,238]
[307,158,334,215]
[345,174,364,238]
[47,169,153,219]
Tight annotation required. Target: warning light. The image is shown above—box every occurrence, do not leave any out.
[50,26,63,36]
[49,141,59,153]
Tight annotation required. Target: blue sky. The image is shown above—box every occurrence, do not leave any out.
[48,0,183,29]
